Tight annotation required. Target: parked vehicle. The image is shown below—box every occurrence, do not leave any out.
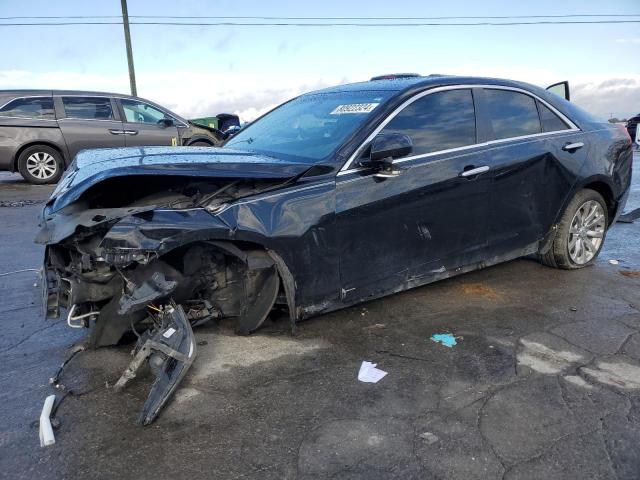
[0,90,224,184]
[626,113,640,146]
[190,113,241,138]
[37,75,633,424]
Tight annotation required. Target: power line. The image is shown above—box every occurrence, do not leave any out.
[0,20,639,27]
[0,14,637,20]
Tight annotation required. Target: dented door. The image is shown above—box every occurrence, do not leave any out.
[336,148,490,303]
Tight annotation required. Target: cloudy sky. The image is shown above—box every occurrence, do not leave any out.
[1,0,639,122]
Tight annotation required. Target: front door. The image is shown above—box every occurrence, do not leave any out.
[56,96,125,158]
[118,98,180,147]
[336,88,491,303]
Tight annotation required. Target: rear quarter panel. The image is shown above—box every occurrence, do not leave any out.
[0,117,67,171]
[574,125,633,206]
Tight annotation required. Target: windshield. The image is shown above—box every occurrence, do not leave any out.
[225,90,394,162]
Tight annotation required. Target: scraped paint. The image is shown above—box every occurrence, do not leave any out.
[431,333,457,348]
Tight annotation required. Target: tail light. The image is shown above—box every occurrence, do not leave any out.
[615,123,632,144]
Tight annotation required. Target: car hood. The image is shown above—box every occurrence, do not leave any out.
[47,146,314,212]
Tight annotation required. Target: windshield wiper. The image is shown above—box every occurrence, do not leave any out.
[229,137,255,145]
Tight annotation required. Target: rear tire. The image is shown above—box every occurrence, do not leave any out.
[17,145,64,184]
[539,188,608,269]
[189,141,211,147]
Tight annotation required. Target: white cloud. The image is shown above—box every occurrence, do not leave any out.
[615,38,640,44]
[1,68,638,121]
[0,69,352,122]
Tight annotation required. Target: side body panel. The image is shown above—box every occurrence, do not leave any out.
[335,147,490,304]
[0,117,65,171]
[482,133,586,253]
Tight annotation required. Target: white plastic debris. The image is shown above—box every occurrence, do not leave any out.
[358,361,387,383]
[39,395,56,447]
[609,259,620,265]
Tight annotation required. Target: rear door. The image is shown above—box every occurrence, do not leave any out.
[56,95,125,158]
[478,88,584,255]
[336,88,491,302]
[117,98,180,147]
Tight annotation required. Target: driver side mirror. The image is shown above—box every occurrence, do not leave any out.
[370,133,413,161]
[359,133,413,177]
[160,118,175,128]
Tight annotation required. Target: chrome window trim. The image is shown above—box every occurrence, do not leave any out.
[338,84,580,176]
[0,115,58,122]
[0,95,56,120]
[57,118,120,123]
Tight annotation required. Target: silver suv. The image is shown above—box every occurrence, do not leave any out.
[0,90,224,184]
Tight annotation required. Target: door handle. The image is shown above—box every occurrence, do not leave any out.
[123,130,138,135]
[108,129,125,135]
[562,142,584,152]
[460,165,490,177]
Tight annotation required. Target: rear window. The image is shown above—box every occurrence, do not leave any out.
[0,96,55,119]
[538,102,570,132]
[62,96,114,120]
[485,89,541,140]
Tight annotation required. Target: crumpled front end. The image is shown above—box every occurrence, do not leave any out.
[38,172,294,424]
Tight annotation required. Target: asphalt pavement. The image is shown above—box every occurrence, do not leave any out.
[0,157,639,479]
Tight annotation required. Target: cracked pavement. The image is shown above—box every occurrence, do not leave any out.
[0,157,639,479]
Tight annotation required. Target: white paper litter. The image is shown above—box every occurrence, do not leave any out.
[609,259,620,265]
[358,361,388,383]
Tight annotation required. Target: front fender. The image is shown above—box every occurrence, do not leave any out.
[101,208,233,262]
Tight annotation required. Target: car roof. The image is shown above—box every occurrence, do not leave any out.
[304,74,603,131]
[0,89,145,99]
[0,89,188,122]
[308,74,542,95]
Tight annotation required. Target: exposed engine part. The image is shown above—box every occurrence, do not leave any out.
[183,299,219,328]
[114,302,196,425]
[66,304,99,329]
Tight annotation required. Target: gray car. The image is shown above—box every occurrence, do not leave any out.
[0,90,224,184]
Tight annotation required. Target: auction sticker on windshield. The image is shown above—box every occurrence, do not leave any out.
[330,103,380,115]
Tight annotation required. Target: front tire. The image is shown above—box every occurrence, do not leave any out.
[17,145,64,184]
[189,141,211,147]
[539,189,608,269]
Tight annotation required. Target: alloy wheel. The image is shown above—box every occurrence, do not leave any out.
[25,152,58,180]
[568,200,606,265]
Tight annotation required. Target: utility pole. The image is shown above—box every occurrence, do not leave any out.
[120,0,137,96]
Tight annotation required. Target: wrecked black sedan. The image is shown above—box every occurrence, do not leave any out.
[37,75,633,424]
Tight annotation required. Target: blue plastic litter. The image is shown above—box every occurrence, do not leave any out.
[431,333,457,348]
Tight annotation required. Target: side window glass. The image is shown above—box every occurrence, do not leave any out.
[0,97,55,119]
[62,97,114,120]
[380,89,476,156]
[485,90,541,140]
[538,102,570,132]
[121,99,167,124]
